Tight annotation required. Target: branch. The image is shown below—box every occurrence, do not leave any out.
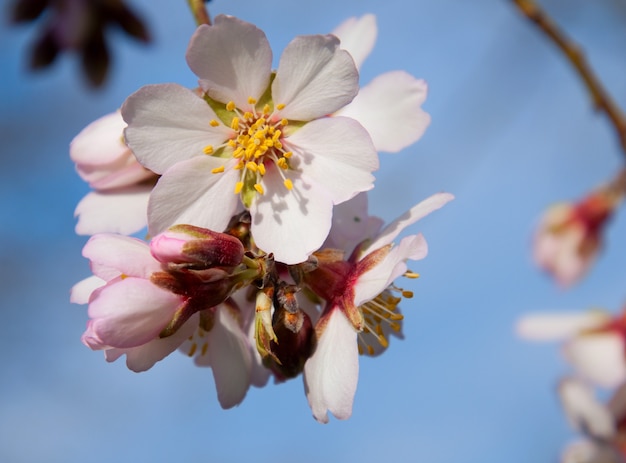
[512,0,626,158]
[187,0,211,26]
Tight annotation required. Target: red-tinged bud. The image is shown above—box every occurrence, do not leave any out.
[266,305,315,381]
[150,224,244,269]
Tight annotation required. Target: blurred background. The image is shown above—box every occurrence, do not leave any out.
[2,0,626,461]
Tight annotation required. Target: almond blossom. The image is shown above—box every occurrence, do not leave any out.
[332,14,431,153]
[302,192,453,422]
[70,110,156,235]
[122,15,379,265]
[72,226,259,378]
[534,186,621,287]
[558,378,626,463]
[517,309,626,388]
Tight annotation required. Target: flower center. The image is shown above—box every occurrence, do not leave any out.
[357,283,414,356]
[204,97,295,206]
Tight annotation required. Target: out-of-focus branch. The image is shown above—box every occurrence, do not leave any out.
[187,0,211,26]
[512,0,626,158]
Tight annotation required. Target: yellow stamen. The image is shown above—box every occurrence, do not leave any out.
[254,183,264,195]
[257,163,266,175]
[234,181,243,194]
[276,158,288,170]
[226,101,236,111]
[243,111,254,120]
[280,118,288,126]
[188,343,197,357]
[402,290,414,298]
[248,97,257,105]
[284,178,293,190]
[203,145,214,155]
[231,117,240,130]
[211,166,225,174]
[246,161,258,172]
[283,151,292,158]
[209,119,220,127]
[262,104,271,115]
[276,103,285,110]
[404,271,420,279]
[227,139,236,147]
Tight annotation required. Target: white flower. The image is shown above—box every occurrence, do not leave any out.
[517,310,626,388]
[303,192,453,422]
[122,15,379,265]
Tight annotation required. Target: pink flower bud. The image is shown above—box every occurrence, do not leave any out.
[150,224,244,268]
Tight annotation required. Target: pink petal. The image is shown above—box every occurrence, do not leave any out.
[365,192,454,254]
[331,14,377,70]
[516,311,611,341]
[304,309,359,423]
[147,156,240,236]
[558,378,615,439]
[335,72,430,152]
[186,16,272,110]
[70,111,128,166]
[70,276,105,304]
[272,35,359,121]
[78,157,154,191]
[74,186,150,236]
[122,83,232,174]
[207,304,253,409]
[286,116,378,205]
[88,277,183,348]
[110,314,199,372]
[565,333,626,388]
[83,234,161,281]
[250,167,333,265]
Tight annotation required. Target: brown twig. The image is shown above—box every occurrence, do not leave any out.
[512,0,626,158]
[187,0,211,26]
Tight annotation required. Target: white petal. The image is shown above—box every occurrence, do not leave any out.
[325,193,378,253]
[331,14,377,70]
[561,439,622,463]
[303,309,359,423]
[122,83,232,174]
[565,333,626,388]
[74,186,150,236]
[70,276,105,304]
[208,305,253,409]
[147,157,240,236]
[250,167,333,265]
[186,16,272,110]
[70,111,127,166]
[335,72,430,152]
[558,378,615,439]
[286,116,378,204]
[273,35,359,121]
[121,315,198,372]
[516,311,611,341]
[82,234,161,280]
[365,192,454,254]
[88,278,183,348]
[354,234,426,306]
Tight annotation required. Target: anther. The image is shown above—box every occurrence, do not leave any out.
[254,183,264,195]
[284,179,293,190]
[234,182,244,194]
[276,103,286,110]
[226,101,236,111]
[246,161,258,172]
[404,271,420,279]
[231,117,240,130]
[209,119,220,127]
[203,145,214,155]
[257,163,266,175]
[211,166,225,174]
[248,97,257,105]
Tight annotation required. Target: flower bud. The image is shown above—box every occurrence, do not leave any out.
[150,224,244,268]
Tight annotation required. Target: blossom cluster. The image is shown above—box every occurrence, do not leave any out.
[71,14,452,422]
[518,308,626,461]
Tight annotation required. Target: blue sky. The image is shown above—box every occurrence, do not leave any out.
[2,0,626,462]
